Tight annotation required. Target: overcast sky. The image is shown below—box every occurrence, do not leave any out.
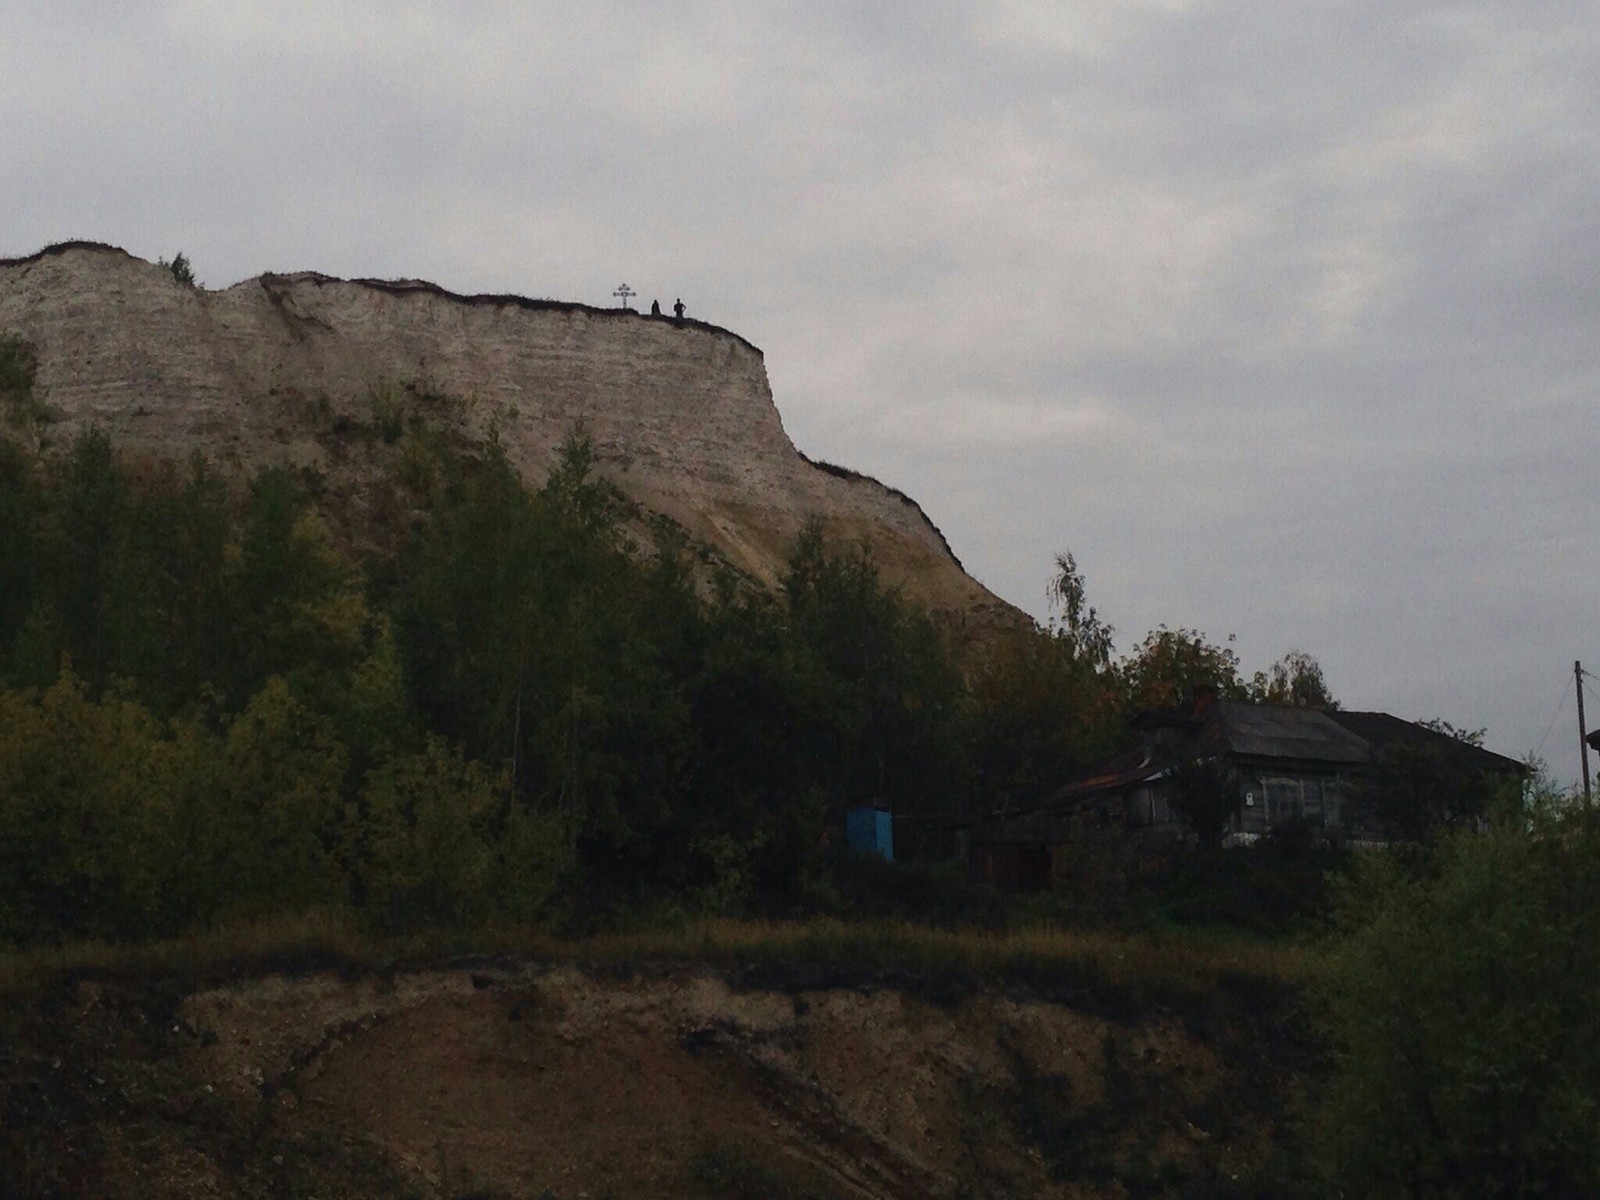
[4,1,1597,782]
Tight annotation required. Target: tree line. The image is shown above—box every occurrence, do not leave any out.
[0,409,1356,945]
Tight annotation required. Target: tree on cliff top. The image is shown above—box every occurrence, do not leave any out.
[160,251,196,287]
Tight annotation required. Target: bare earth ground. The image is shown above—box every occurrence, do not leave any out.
[2,961,1305,1199]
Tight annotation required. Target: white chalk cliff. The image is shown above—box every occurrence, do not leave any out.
[0,242,1016,628]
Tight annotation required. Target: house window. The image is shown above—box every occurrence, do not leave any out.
[1260,776,1345,827]
[1323,777,1346,828]
[1262,777,1305,823]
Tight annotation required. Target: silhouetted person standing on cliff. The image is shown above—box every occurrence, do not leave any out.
[673,298,685,321]
[650,299,661,316]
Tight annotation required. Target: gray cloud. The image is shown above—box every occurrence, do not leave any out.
[3,0,1596,781]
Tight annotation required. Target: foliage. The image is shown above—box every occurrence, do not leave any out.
[1139,840,1346,935]
[1315,802,1600,1197]
[160,251,196,287]
[1248,649,1336,709]
[397,432,688,877]
[1417,717,1486,747]
[365,380,405,443]
[357,736,503,929]
[0,437,40,656]
[217,677,349,916]
[966,625,1125,810]
[0,332,48,429]
[1046,551,1114,668]
[0,673,186,942]
[1165,756,1244,849]
[1117,625,1245,712]
[1047,814,1142,918]
[965,549,1128,812]
[779,517,969,819]
[1349,726,1519,843]
[0,426,1355,950]
[0,333,35,398]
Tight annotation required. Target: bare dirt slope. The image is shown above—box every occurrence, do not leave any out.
[0,242,1019,632]
[4,961,1303,1199]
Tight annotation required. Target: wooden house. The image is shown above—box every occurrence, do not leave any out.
[971,693,1526,886]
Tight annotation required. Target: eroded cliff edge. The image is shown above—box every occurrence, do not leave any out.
[4,958,1303,1198]
[0,242,1016,630]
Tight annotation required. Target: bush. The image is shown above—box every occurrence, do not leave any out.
[1140,840,1344,935]
[0,333,48,428]
[161,251,196,287]
[0,672,223,943]
[358,736,501,929]
[1314,803,1600,1197]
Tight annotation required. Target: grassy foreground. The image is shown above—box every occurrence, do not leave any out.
[0,910,1323,1006]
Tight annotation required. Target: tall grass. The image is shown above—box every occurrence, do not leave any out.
[0,913,1322,1005]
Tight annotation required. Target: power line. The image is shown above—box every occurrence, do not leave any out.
[1531,669,1572,760]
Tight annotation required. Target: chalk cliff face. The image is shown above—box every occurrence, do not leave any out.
[0,243,1016,628]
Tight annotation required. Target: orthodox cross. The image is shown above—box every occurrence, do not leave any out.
[612,283,635,309]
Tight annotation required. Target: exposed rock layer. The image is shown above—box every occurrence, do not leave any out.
[0,242,1015,627]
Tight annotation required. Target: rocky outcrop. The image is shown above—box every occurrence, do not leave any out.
[0,241,1015,628]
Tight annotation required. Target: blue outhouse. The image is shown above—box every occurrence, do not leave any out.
[846,806,894,862]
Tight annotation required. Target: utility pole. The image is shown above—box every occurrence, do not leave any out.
[1578,660,1592,804]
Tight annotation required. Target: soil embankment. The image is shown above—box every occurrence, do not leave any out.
[2,958,1308,1199]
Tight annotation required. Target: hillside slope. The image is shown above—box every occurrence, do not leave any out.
[3,959,1305,1199]
[0,242,1016,629]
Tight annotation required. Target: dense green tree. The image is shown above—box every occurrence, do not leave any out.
[160,251,196,287]
[0,437,40,673]
[1317,797,1600,1197]
[230,469,371,706]
[1165,756,1244,849]
[0,421,1391,943]
[674,577,837,907]
[966,625,1125,809]
[396,433,693,893]
[37,427,125,686]
[91,456,235,707]
[1118,625,1245,712]
[962,552,1126,810]
[0,332,47,432]
[359,736,502,929]
[217,676,350,915]
[781,518,968,819]
[1350,725,1518,843]
[0,671,224,942]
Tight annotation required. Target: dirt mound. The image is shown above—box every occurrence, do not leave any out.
[3,960,1304,1198]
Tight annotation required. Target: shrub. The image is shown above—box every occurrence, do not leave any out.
[0,333,48,427]
[1314,803,1600,1197]
[160,251,196,287]
[0,671,223,943]
[358,736,501,929]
